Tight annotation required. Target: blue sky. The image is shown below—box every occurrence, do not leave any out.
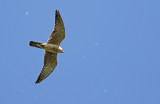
[0,0,160,104]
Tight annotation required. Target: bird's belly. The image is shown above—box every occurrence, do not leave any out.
[44,44,59,53]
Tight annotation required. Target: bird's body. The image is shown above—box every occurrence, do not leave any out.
[29,41,64,53]
[29,10,65,84]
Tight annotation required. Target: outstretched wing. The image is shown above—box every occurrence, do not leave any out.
[47,10,65,46]
[35,51,57,83]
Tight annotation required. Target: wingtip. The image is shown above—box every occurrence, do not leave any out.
[35,79,42,84]
[35,76,46,84]
[55,9,59,13]
[55,9,60,16]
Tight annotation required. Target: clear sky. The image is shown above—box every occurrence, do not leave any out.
[0,0,160,104]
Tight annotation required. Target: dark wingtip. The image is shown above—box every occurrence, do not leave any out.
[35,81,40,84]
[35,79,42,84]
[55,9,60,17]
[55,9,59,13]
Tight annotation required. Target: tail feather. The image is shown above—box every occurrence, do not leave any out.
[29,41,44,49]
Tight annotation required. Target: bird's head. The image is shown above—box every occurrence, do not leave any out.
[58,46,64,53]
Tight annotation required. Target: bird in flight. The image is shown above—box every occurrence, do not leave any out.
[29,10,65,84]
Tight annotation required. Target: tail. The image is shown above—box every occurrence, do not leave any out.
[29,41,45,49]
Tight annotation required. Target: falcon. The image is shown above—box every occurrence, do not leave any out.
[29,10,65,84]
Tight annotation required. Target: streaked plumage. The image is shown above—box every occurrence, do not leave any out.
[29,10,65,84]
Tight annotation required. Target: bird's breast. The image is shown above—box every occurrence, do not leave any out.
[44,44,59,53]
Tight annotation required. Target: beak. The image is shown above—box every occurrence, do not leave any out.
[62,49,64,53]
